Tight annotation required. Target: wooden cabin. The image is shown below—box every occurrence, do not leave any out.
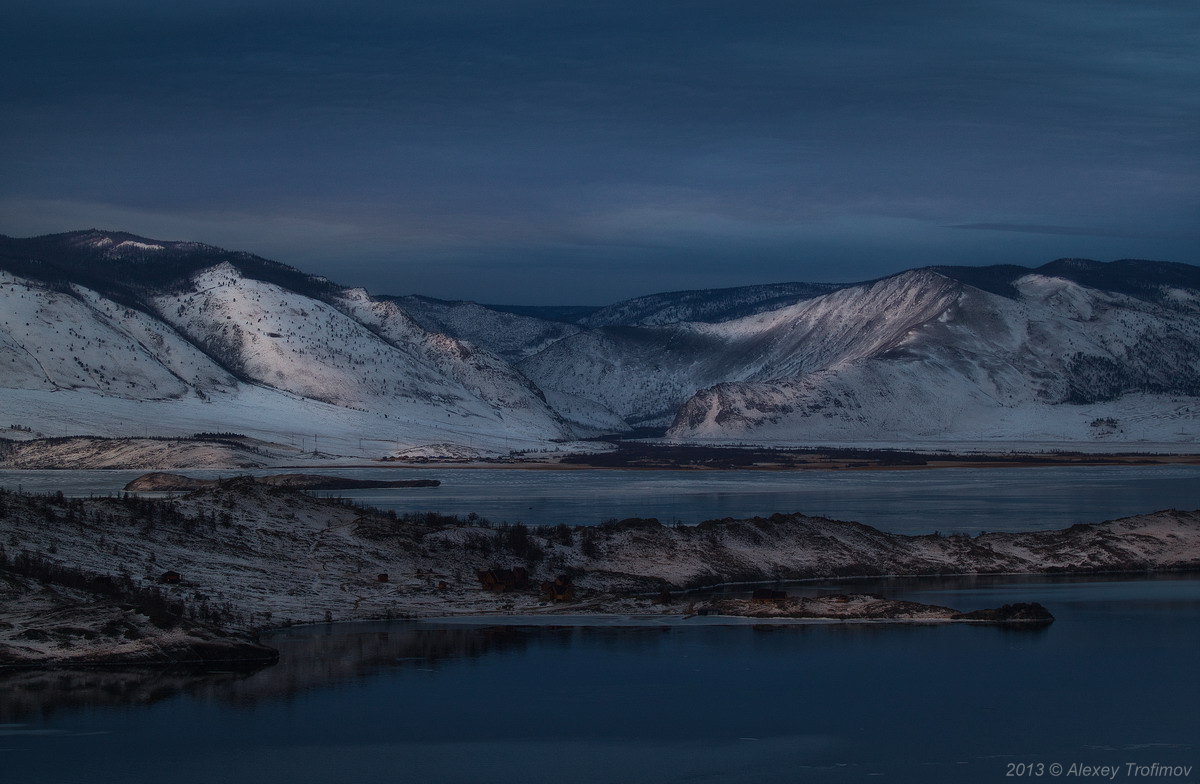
[540,574,575,602]
[476,566,530,592]
[158,570,182,585]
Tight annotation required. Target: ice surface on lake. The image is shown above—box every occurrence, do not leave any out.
[2,465,1198,533]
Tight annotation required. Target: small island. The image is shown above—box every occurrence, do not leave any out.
[688,592,1054,624]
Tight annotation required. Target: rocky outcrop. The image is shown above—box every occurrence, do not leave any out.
[689,594,1054,624]
[951,602,1055,623]
[559,509,1200,592]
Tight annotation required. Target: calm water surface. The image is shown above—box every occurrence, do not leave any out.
[3,574,1197,784]
[2,465,1199,533]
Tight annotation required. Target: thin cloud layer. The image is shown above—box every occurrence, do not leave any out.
[1,0,1196,301]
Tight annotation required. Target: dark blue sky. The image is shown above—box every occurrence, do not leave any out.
[2,0,1197,303]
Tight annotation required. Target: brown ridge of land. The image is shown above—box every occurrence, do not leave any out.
[553,443,1200,471]
[124,472,441,492]
[290,449,1200,472]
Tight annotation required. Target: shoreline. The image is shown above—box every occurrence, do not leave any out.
[278,453,1200,472]
[9,458,1200,473]
[5,566,1191,670]
[2,481,1197,667]
[412,614,1032,627]
[6,433,1200,473]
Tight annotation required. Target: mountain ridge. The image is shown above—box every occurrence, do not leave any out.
[0,231,577,452]
[2,229,1197,454]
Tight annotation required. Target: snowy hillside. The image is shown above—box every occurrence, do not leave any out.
[0,271,236,398]
[0,231,576,454]
[670,268,1200,444]
[152,265,566,440]
[515,263,1199,445]
[2,482,1197,637]
[581,281,844,327]
[383,283,845,361]
[2,229,1198,453]
[385,294,582,362]
[518,270,967,427]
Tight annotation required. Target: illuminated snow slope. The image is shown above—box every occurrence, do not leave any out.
[668,272,1200,443]
[2,230,1197,453]
[517,267,1200,445]
[0,233,574,456]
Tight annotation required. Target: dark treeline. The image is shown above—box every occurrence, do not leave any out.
[0,486,239,534]
[0,548,243,628]
[2,483,680,583]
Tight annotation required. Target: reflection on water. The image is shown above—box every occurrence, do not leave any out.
[0,666,267,724]
[0,625,538,723]
[3,575,1198,784]
[2,464,1199,532]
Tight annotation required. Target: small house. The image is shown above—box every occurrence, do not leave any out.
[540,574,575,602]
[476,566,530,592]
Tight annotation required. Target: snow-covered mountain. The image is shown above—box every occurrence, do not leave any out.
[580,281,844,327]
[386,294,583,362]
[0,230,574,453]
[518,270,965,427]
[668,263,1200,444]
[386,282,841,360]
[516,262,1200,444]
[2,229,1197,453]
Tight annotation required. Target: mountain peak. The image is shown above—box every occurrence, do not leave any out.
[50,228,167,249]
[1035,258,1200,297]
[0,229,338,307]
[925,258,1199,300]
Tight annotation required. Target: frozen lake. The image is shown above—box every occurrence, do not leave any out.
[2,464,1199,533]
[4,467,1197,782]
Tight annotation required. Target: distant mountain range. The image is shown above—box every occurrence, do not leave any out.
[2,229,1197,454]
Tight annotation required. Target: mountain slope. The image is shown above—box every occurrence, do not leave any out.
[385,294,582,362]
[3,230,1197,452]
[383,282,844,362]
[517,262,1200,444]
[0,270,236,399]
[0,231,575,452]
[580,281,845,327]
[518,270,966,427]
[932,258,1200,300]
[669,267,1200,443]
